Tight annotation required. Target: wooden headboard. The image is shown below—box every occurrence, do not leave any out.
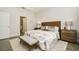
[41,21,61,39]
[41,21,61,29]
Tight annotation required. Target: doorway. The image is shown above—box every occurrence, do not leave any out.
[20,16,27,36]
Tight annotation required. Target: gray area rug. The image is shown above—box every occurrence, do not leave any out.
[0,39,13,51]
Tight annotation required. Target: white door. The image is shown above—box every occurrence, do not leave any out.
[0,12,10,39]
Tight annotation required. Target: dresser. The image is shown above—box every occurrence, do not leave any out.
[61,29,77,43]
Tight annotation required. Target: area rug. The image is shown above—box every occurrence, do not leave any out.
[9,38,28,51]
[52,40,68,51]
[0,39,12,51]
[9,38,68,51]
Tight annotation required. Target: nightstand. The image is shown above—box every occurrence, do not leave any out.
[61,29,77,43]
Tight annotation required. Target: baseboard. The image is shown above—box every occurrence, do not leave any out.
[0,36,20,40]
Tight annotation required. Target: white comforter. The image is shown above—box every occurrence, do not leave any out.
[22,30,59,50]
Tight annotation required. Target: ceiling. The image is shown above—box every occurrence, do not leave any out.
[21,7,48,13]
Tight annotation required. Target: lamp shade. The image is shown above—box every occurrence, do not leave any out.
[65,21,73,26]
[65,21,73,30]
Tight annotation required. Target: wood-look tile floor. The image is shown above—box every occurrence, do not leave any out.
[66,43,79,51]
[0,38,79,51]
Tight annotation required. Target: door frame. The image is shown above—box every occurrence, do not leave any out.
[20,16,26,36]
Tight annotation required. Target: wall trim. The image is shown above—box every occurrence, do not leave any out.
[0,36,20,40]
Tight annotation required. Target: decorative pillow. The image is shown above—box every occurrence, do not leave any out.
[45,26,59,31]
[45,26,49,30]
[54,26,59,31]
[47,26,55,31]
[41,26,46,30]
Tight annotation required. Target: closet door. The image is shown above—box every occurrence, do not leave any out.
[0,12,10,39]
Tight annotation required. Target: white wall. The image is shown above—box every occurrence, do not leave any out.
[0,7,36,37]
[0,7,79,41]
[0,12,10,39]
[36,7,79,40]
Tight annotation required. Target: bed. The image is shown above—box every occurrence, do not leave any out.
[19,21,61,51]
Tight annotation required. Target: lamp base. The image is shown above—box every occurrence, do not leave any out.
[66,26,71,30]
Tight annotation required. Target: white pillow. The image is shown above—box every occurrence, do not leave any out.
[46,26,49,30]
[46,26,59,31]
[48,26,55,31]
[41,26,46,30]
[54,26,59,32]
